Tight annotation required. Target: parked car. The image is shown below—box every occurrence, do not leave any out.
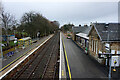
[67,34,71,39]
[67,36,71,39]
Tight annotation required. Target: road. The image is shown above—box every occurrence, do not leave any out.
[62,33,108,79]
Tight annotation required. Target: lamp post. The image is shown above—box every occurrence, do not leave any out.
[106,29,112,80]
[22,30,24,38]
[103,29,112,80]
[0,43,4,59]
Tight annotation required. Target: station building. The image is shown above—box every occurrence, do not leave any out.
[88,23,120,64]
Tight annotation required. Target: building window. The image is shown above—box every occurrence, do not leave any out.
[111,50,115,54]
[80,37,81,43]
[96,41,98,54]
[94,40,96,52]
[117,51,120,54]
[93,40,94,52]
[92,40,93,51]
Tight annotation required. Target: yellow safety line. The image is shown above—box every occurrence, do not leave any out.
[0,46,34,72]
[0,37,49,72]
[62,70,64,76]
[62,38,72,80]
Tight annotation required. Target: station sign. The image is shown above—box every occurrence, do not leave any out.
[111,56,119,67]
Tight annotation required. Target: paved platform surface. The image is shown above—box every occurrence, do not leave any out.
[62,33,108,79]
[0,35,51,69]
[0,35,53,79]
[59,32,66,79]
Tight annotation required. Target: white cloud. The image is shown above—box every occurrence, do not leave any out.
[2,0,120,2]
[2,2,118,26]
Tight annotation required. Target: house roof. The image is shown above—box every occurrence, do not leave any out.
[88,23,120,42]
[72,26,91,34]
[72,26,81,33]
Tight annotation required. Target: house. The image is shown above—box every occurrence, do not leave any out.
[75,26,91,53]
[88,23,120,64]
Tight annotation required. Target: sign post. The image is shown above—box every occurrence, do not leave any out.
[113,60,117,72]
[14,38,18,52]
[98,53,120,80]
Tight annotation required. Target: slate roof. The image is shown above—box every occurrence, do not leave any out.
[88,23,120,42]
[72,26,91,34]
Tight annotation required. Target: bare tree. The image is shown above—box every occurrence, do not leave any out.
[0,7,17,44]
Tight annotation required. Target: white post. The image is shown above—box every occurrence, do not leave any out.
[0,43,3,59]
[14,38,18,52]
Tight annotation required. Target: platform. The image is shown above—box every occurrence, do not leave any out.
[0,35,53,79]
[61,32,108,79]
[59,32,66,79]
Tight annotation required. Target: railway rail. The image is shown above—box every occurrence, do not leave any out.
[41,33,59,79]
[8,32,60,80]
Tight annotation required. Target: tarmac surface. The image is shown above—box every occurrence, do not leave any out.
[62,33,108,79]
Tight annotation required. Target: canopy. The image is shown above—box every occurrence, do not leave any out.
[19,37,31,41]
[76,33,89,40]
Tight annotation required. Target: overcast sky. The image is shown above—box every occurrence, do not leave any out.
[2,0,119,26]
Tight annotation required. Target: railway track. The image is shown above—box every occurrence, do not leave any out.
[10,32,60,80]
[41,33,59,79]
